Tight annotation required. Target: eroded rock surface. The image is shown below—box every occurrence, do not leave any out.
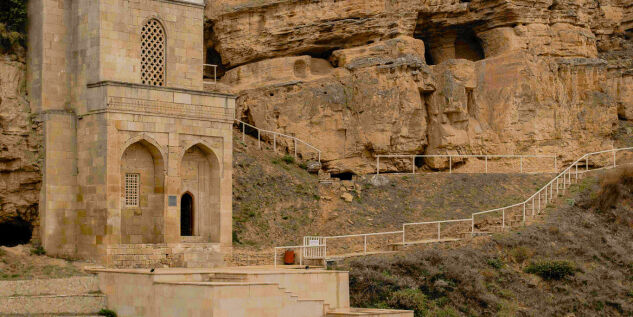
[206,0,633,174]
[0,56,41,229]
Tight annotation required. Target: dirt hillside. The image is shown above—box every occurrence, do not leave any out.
[333,169,633,316]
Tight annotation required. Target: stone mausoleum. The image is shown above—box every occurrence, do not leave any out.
[28,0,235,268]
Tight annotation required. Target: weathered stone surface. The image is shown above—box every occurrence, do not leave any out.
[212,0,632,174]
[0,57,41,228]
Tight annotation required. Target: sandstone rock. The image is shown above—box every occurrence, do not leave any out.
[306,161,322,173]
[369,175,390,187]
[341,192,353,203]
[330,36,426,68]
[0,57,41,230]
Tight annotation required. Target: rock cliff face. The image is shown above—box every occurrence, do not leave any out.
[205,0,633,174]
[0,55,41,230]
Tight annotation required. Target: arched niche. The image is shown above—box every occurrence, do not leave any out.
[120,139,165,244]
[180,143,221,242]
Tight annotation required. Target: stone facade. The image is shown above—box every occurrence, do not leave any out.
[28,0,235,267]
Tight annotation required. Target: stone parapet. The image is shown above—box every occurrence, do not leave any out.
[106,243,224,269]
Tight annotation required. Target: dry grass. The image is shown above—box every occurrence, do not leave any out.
[335,173,633,316]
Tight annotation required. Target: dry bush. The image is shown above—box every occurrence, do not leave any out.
[594,166,633,210]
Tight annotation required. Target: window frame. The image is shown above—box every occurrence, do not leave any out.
[124,173,141,208]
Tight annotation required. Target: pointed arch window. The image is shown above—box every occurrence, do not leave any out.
[141,19,166,86]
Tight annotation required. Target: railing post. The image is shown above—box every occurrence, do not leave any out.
[294,139,297,159]
[586,157,589,171]
[364,235,367,255]
[412,156,415,175]
[538,191,541,213]
[258,130,261,149]
[520,157,523,173]
[502,208,505,229]
[522,203,526,225]
[549,182,554,201]
[575,163,578,183]
[485,156,488,173]
[318,152,321,164]
[437,222,441,240]
[471,216,475,235]
[299,247,303,266]
[242,123,245,143]
[531,197,535,216]
[273,134,277,153]
[449,156,452,174]
[614,150,617,168]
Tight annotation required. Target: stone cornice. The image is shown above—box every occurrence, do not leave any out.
[87,81,237,100]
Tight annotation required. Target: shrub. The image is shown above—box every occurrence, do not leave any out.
[508,246,533,264]
[30,244,46,256]
[298,162,307,169]
[524,260,575,280]
[387,288,428,317]
[594,167,633,210]
[0,0,27,52]
[98,309,117,317]
[281,155,295,164]
[487,258,504,270]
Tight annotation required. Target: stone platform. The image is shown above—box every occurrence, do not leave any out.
[90,266,413,317]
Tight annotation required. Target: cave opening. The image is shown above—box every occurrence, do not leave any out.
[414,156,425,168]
[454,28,485,61]
[423,40,435,65]
[331,172,355,181]
[205,47,226,80]
[0,217,33,247]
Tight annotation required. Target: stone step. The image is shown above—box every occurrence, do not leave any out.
[0,294,106,315]
[0,277,99,297]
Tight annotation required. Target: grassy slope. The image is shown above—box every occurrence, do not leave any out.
[232,133,552,249]
[334,172,633,316]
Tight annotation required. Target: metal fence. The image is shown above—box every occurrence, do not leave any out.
[276,147,633,263]
[235,119,322,163]
[376,154,558,174]
[203,64,218,84]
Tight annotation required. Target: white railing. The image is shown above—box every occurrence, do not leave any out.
[203,64,218,84]
[286,147,633,261]
[236,119,322,163]
[376,154,558,174]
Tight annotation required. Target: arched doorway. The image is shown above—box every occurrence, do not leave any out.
[181,193,194,236]
[180,143,221,242]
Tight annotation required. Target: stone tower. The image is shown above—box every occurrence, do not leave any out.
[27,0,235,267]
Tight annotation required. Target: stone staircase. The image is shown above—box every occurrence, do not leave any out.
[0,276,106,316]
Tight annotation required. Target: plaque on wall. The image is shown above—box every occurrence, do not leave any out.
[168,195,177,206]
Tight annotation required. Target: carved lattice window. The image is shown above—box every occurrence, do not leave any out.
[125,173,140,207]
[141,19,166,86]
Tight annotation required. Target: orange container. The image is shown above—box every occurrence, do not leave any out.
[283,250,295,265]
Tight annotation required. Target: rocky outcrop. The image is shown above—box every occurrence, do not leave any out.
[206,0,633,174]
[0,56,41,230]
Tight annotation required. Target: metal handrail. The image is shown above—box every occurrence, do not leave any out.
[235,119,322,163]
[203,64,218,84]
[376,154,558,174]
[291,147,633,261]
